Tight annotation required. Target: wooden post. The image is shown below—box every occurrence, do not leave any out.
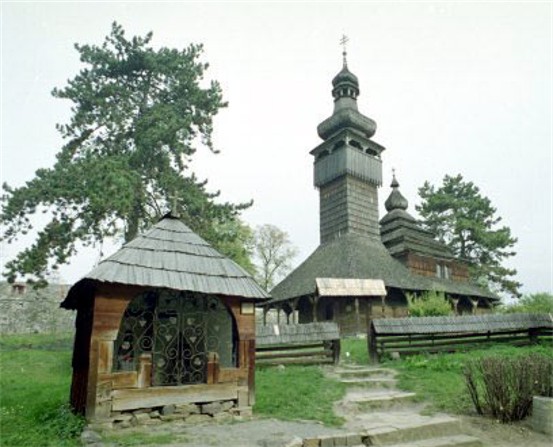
[450,298,459,315]
[529,328,538,344]
[381,295,386,317]
[291,298,299,324]
[331,339,341,365]
[277,306,281,324]
[262,307,268,326]
[354,297,360,334]
[309,296,319,323]
[206,352,220,384]
[470,298,479,315]
[367,320,378,364]
[137,353,152,388]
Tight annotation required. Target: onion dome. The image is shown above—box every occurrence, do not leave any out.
[384,172,409,212]
[317,51,377,140]
[332,64,359,100]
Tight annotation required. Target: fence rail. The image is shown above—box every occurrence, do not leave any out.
[368,313,553,362]
[256,322,340,366]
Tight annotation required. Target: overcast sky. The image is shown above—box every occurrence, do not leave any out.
[1,1,551,296]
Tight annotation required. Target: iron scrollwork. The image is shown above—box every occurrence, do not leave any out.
[113,290,236,386]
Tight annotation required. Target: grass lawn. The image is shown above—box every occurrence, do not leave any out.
[386,343,553,414]
[0,333,347,446]
[255,365,346,426]
[0,333,84,447]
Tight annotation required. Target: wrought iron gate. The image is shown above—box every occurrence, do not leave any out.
[113,290,235,386]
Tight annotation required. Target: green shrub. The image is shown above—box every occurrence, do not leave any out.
[500,292,553,314]
[407,291,453,317]
[464,353,553,423]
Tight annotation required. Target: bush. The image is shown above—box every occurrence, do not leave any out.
[407,291,453,317]
[464,353,553,423]
[500,292,553,314]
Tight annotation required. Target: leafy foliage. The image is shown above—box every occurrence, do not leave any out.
[253,224,298,291]
[407,291,453,317]
[1,22,252,285]
[464,353,553,422]
[416,174,521,297]
[500,292,553,314]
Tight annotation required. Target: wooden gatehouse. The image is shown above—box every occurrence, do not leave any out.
[61,214,268,424]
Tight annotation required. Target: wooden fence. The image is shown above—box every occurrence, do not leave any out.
[368,313,553,362]
[256,322,340,365]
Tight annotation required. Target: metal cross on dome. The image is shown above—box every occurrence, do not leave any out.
[340,34,349,65]
[340,34,349,53]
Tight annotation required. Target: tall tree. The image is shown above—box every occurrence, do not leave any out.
[253,224,298,291]
[1,22,252,285]
[416,174,521,297]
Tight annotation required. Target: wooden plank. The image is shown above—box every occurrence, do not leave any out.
[256,350,332,361]
[218,368,248,383]
[378,329,533,343]
[256,357,334,366]
[382,335,532,350]
[256,343,323,352]
[99,371,138,390]
[112,383,243,411]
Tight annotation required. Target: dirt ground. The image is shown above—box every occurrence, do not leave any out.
[460,414,552,447]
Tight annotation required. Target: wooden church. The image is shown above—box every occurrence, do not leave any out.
[61,214,268,424]
[266,51,498,335]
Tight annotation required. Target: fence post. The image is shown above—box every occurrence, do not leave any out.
[367,320,378,364]
[332,339,341,365]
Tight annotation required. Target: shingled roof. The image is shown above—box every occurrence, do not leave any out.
[62,215,268,308]
[269,233,497,304]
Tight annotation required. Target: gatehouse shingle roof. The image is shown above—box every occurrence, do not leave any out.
[62,215,268,308]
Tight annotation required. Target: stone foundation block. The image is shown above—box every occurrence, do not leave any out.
[303,438,320,447]
[160,413,185,422]
[161,404,176,415]
[201,401,223,415]
[131,413,151,424]
[185,414,212,424]
[319,435,335,447]
[346,433,362,446]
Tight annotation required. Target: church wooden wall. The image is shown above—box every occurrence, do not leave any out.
[405,253,469,282]
[297,294,408,337]
[71,283,255,421]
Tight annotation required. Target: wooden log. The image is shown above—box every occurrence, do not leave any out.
[381,334,535,351]
[112,383,243,412]
[256,350,333,360]
[256,343,324,352]
[256,357,335,366]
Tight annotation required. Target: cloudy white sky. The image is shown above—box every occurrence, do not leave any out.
[1,1,551,296]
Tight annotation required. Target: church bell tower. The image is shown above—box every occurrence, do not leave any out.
[311,42,385,244]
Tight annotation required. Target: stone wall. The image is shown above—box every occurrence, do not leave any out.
[0,282,75,334]
[97,400,250,430]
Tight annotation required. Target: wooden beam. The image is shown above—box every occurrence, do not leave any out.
[112,383,244,412]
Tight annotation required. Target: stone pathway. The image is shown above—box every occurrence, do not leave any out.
[315,363,483,447]
[84,363,488,447]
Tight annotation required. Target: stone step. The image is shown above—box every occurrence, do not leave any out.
[335,368,397,379]
[348,391,417,407]
[382,434,482,447]
[363,416,463,445]
[340,377,398,387]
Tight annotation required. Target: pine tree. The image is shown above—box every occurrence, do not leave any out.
[1,22,252,285]
[416,174,521,297]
